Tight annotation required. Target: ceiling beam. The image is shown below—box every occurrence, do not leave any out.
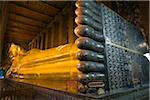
[7,37,28,42]
[6,31,35,38]
[9,13,47,28]
[7,26,37,35]
[6,33,34,41]
[8,20,41,32]
[6,35,32,41]
[43,1,61,9]
[43,1,67,9]
[13,1,60,16]
[9,3,52,23]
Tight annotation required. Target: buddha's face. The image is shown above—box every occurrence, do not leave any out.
[9,43,25,58]
[9,43,18,58]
